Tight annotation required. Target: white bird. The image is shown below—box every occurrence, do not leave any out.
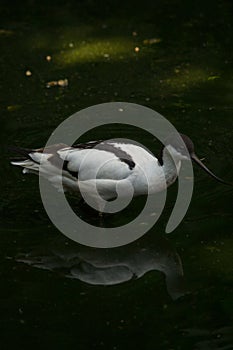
[10,134,230,206]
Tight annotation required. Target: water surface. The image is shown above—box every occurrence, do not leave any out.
[1,1,233,349]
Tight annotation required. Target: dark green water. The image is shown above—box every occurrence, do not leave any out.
[1,1,233,349]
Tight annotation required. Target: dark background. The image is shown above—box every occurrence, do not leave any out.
[0,1,233,349]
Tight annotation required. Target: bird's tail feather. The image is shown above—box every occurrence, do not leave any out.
[9,145,39,163]
[9,146,41,174]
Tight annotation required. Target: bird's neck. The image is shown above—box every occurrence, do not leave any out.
[160,146,181,186]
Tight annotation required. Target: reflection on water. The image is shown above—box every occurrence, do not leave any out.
[16,233,185,300]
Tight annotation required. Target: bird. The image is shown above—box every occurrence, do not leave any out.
[10,133,230,209]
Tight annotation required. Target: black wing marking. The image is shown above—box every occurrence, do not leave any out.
[62,160,78,179]
[73,140,136,170]
[73,140,103,149]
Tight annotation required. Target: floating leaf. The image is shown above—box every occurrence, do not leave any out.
[7,105,21,112]
[143,38,162,45]
[0,29,14,36]
[207,75,220,81]
[46,78,69,88]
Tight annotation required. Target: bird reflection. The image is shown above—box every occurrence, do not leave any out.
[17,232,186,300]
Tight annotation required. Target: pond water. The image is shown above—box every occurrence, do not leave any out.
[1,0,233,349]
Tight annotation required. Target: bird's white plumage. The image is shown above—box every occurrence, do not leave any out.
[11,133,230,210]
[11,141,183,201]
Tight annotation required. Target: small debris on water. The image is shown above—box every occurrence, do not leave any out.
[7,105,21,111]
[25,70,32,77]
[0,29,14,36]
[143,38,161,45]
[46,78,69,88]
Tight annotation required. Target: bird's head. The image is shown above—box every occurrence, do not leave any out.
[158,133,231,186]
